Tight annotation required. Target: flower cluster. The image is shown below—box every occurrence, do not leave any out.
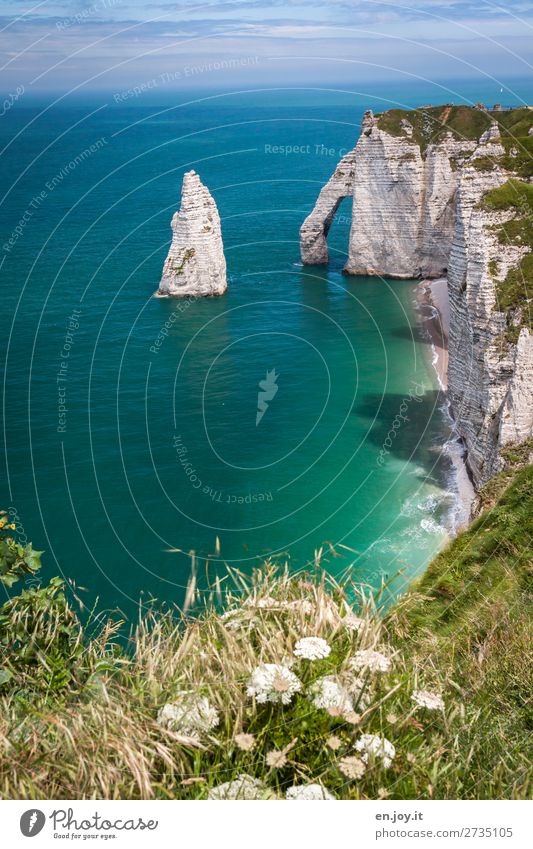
[294,636,331,660]
[309,675,354,717]
[266,738,297,769]
[157,693,219,737]
[339,756,366,779]
[246,663,302,705]
[341,612,365,632]
[208,774,273,800]
[355,734,396,768]
[350,649,391,673]
[411,690,445,711]
[286,784,336,800]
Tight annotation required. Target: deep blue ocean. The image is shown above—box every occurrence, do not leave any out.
[1,80,531,617]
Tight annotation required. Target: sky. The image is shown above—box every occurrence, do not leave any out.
[0,0,532,95]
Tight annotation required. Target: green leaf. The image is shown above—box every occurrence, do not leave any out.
[0,668,13,686]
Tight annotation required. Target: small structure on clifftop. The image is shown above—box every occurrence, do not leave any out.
[156,170,227,298]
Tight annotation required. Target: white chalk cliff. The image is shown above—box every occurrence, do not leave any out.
[157,170,226,298]
[447,132,533,486]
[301,106,533,488]
[300,147,357,264]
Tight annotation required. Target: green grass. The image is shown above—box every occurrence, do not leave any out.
[471,156,498,171]
[483,179,533,212]
[1,465,532,799]
[398,464,533,634]
[388,465,533,799]
[375,105,493,153]
[493,109,533,180]
[375,105,533,179]
[476,440,533,510]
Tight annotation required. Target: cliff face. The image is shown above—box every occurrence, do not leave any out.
[301,109,476,278]
[447,140,533,486]
[301,106,533,489]
[157,171,226,298]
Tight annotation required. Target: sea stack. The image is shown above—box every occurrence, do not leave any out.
[156,170,227,297]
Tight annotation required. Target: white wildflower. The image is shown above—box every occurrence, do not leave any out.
[246,663,302,705]
[341,612,365,632]
[243,596,280,609]
[234,733,256,751]
[411,690,445,712]
[327,735,342,751]
[339,756,366,779]
[355,733,396,768]
[157,693,219,736]
[350,649,391,673]
[294,636,331,661]
[257,596,282,609]
[208,774,272,800]
[220,610,243,631]
[309,675,354,717]
[286,784,336,800]
[286,599,314,615]
[243,597,314,615]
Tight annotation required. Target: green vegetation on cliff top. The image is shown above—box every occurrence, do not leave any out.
[0,462,532,799]
[375,104,533,162]
[375,105,492,152]
[482,179,533,340]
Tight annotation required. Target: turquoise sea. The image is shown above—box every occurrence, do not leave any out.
[1,81,531,616]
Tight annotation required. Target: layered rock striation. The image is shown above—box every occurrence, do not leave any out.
[157,170,226,298]
[301,105,533,488]
[302,109,477,278]
[447,136,533,485]
[299,147,357,264]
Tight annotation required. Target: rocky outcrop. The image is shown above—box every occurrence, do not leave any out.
[299,147,356,264]
[301,107,533,489]
[157,171,226,298]
[499,329,533,449]
[301,110,475,278]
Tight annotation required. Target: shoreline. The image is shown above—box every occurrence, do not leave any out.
[416,277,476,531]
[416,276,449,390]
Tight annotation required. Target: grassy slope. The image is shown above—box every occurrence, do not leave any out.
[390,464,533,798]
[402,464,533,633]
